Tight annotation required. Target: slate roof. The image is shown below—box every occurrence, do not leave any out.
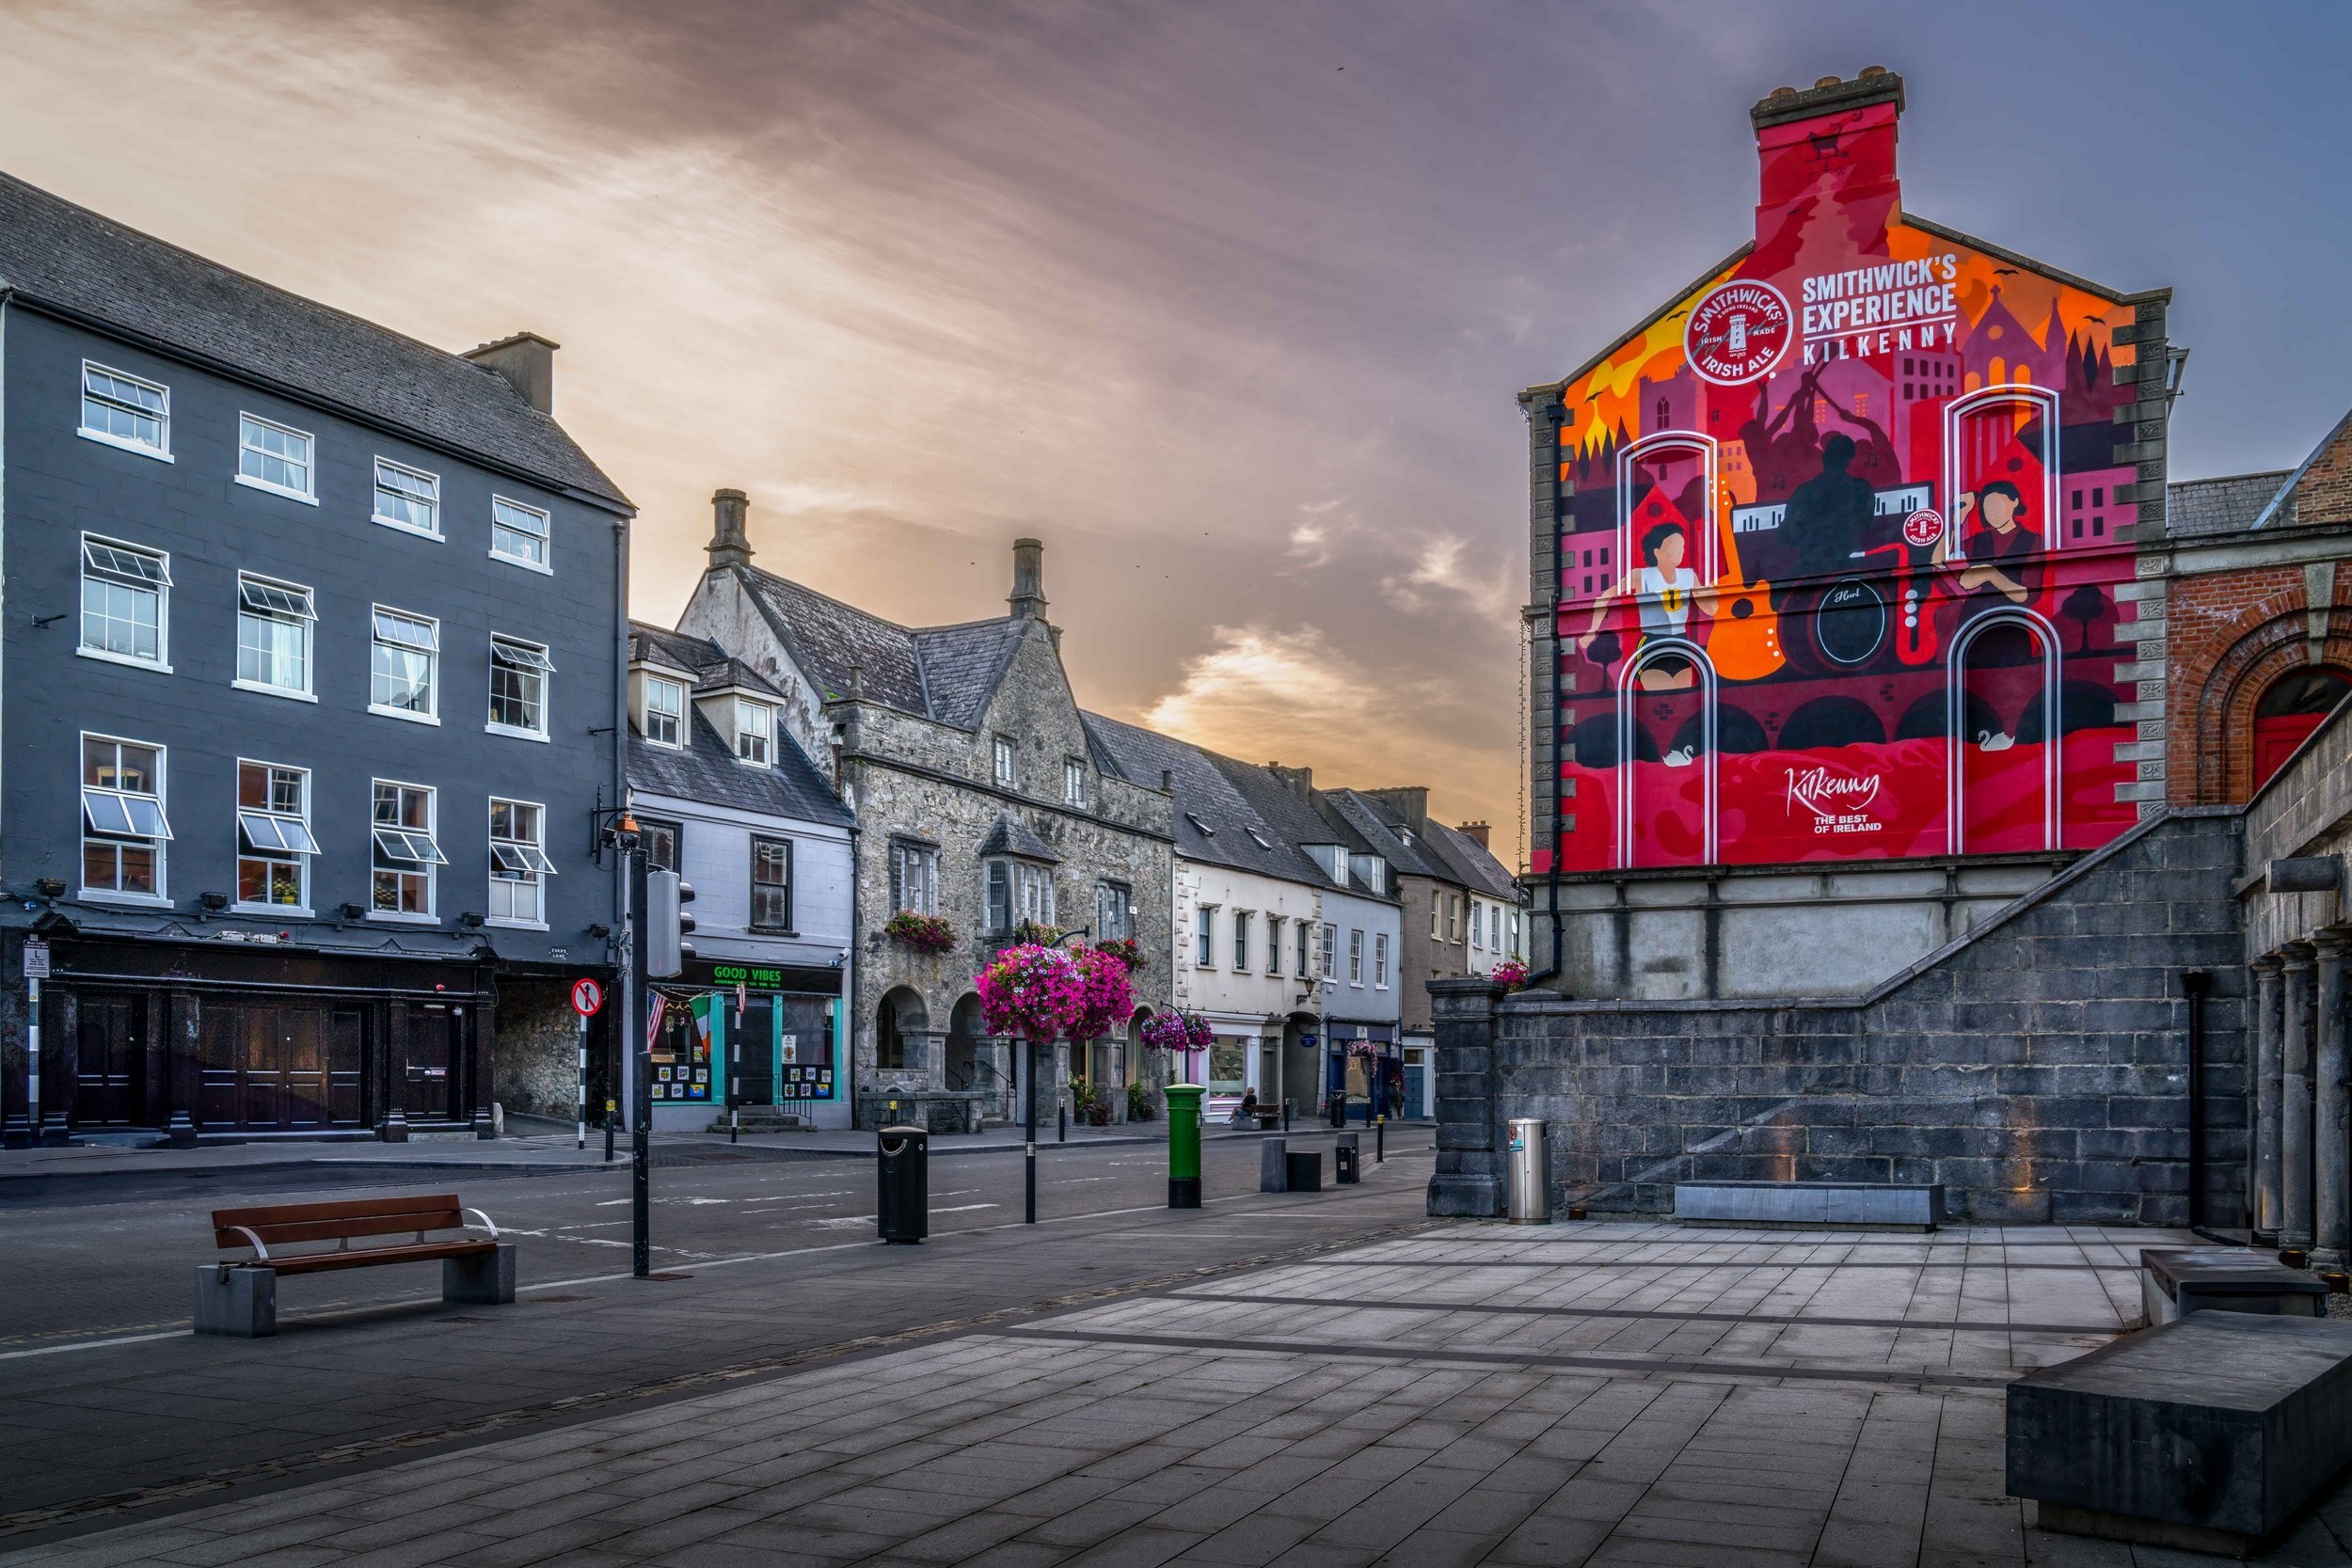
[1079,713,1387,895]
[733,567,1026,729]
[0,170,628,509]
[627,624,850,827]
[1422,820,1524,902]
[629,624,784,697]
[2168,471,2294,538]
[1320,790,1523,903]
[977,815,1060,863]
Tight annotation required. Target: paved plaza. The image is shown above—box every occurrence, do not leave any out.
[19,1212,2352,1567]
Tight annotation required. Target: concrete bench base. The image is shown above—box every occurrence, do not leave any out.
[2008,1311,2352,1554]
[1260,1139,1288,1194]
[2139,1247,2325,1328]
[1674,1180,1945,1231]
[193,1242,516,1337]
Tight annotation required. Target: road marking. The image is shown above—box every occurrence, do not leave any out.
[933,1203,998,1213]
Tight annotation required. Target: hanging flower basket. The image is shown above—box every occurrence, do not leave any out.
[1009,920,1062,949]
[1491,958,1530,993]
[1094,936,1145,972]
[1139,1009,1213,1053]
[884,911,955,954]
[977,942,1135,1046]
[1343,1038,1384,1058]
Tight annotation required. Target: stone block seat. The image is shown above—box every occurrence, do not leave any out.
[1673,1180,1944,1231]
[2008,1312,2352,1556]
[2139,1247,2326,1328]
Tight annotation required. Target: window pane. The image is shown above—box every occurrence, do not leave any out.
[492,499,549,564]
[373,460,439,531]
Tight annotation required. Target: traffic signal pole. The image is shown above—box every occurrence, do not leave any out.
[628,845,651,1279]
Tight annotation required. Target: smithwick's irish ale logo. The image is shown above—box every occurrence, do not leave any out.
[1786,764,1885,836]
[1684,278,1793,385]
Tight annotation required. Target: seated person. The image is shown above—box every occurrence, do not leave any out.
[1229,1089,1260,1126]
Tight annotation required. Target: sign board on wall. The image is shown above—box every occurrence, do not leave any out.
[1540,71,2148,876]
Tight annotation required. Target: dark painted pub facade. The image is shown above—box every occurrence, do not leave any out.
[0,170,633,1142]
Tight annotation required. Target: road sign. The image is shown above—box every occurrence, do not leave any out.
[569,976,605,1017]
[22,941,49,980]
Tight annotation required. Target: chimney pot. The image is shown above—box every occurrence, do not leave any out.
[1457,820,1492,850]
[462,331,558,416]
[707,488,754,570]
[1009,538,1048,620]
[1814,74,1841,87]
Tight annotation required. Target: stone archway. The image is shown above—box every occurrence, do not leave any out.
[875,987,930,1077]
[2189,601,2352,805]
[946,992,988,1093]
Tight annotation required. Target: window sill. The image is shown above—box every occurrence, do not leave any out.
[366,910,439,926]
[736,755,772,769]
[372,515,444,542]
[82,889,172,908]
[233,903,312,918]
[78,428,174,463]
[370,705,441,726]
[748,927,801,939]
[485,917,548,931]
[488,547,553,577]
[485,722,551,744]
[232,678,318,704]
[235,472,319,507]
[76,647,173,675]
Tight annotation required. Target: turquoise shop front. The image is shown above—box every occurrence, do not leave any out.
[647,958,849,1131]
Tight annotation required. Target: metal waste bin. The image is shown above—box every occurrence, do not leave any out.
[1506,1117,1551,1224]
[877,1123,929,1243]
[1334,1132,1359,1185]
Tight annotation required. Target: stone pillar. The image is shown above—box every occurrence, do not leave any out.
[2314,931,2350,1263]
[1426,977,1504,1216]
[2254,956,2283,1242]
[2282,943,2318,1252]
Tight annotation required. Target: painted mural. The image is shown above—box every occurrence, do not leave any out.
[1541,74,2145,875]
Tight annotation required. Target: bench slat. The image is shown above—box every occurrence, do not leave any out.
[212,1195,469,1251]
[262,1240,497,1275]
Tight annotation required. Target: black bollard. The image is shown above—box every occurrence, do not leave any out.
[1376,1115,1385,1164]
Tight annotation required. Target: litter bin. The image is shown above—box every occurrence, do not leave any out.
[1506,1117,1550,1225]
[877,1123,929,1243]
[1328,1094,1346,1129]
[1286,1150,1323,1192]
[1334,1132,1359,1185]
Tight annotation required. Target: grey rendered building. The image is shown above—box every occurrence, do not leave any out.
[673,498,1174,1130]
[0,172,631,1143]
[626,622,855,1131]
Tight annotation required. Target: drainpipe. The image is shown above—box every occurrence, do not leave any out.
[2183,968,2201,1241]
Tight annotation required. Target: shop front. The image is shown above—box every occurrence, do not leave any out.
[1319,1022,1402,1123]
[3,927,500,1142]
[646,956,847,1131]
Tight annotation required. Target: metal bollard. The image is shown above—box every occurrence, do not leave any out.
[1375,1116,1385,1164]
[1165,1084,1203,1208]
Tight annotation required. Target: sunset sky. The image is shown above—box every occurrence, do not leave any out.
[4,0,2344,863]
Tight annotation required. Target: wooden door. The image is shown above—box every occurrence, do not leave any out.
[404,1004,460,1121]
[72,992,144,1126]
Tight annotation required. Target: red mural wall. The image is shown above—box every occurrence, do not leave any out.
[1539,72,2145,875]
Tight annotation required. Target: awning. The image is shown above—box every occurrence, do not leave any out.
[82,538,171,587]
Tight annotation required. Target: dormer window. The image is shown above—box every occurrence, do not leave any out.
[644,676,685,746]
[736,698,773,765]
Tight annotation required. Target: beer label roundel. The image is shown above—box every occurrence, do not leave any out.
[1683,278,1793,386]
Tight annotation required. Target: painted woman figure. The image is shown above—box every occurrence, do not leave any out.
[1568,520,1717,690]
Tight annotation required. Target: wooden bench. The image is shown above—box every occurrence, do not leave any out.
[194,1193,515,1338]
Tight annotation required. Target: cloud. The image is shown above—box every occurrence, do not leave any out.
[1379,535,1516,621]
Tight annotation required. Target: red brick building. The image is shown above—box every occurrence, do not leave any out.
[2157,409,2352,807]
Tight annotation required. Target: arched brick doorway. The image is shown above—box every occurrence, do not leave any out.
[2252,666,2351,790]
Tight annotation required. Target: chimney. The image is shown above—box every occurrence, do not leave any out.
[1267,763,1313,800]
[1363,786,1430,834]
[1458,821,1491,850]
[1009,538,1047,620]
[1749,68,1904,261]
[707,488,754,570]
[462,332,558,416]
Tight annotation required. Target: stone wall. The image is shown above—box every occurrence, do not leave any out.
[1437,810,2249,1226]
[493,975,595,1123]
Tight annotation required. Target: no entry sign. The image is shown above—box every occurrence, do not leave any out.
[570,977,605,1018]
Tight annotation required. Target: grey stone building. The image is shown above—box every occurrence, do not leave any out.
[626,623,856,1132]
[0,170,632,1144]
[672,498,1173,1129]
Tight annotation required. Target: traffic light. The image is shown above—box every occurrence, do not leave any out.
[646,869,696,977]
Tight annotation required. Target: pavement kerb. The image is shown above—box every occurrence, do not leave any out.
[0,1123,1418,1185]
[0,1196,1444,1549]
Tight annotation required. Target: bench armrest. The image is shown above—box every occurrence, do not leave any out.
[461,1208,501,1240]
[226,1225,271,1260]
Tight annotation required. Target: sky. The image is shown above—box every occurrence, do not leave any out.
[1,0,2344,865]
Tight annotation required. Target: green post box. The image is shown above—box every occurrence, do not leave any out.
[1165,1084,1204,1209]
